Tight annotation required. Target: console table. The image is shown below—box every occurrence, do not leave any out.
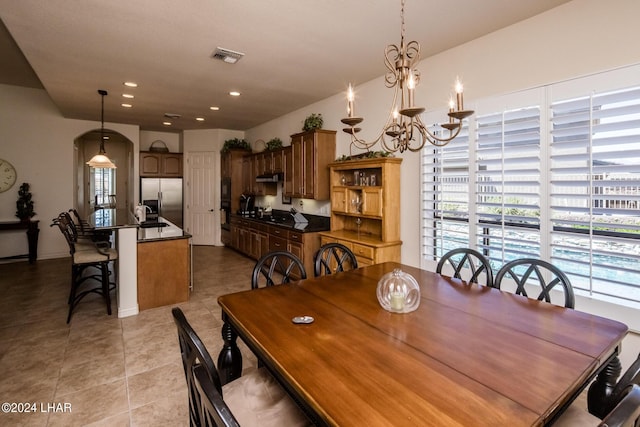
[0,220,39,263]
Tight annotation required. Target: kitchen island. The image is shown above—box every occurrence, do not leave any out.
[88,209,191,317]
[137,217,191,310]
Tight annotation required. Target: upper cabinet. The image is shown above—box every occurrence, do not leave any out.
[284,129,336,200]
[221,148,252,213]
[320,157,402,266]
[140,152,183,177]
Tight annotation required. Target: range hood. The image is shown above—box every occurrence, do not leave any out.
[255,173,282,183]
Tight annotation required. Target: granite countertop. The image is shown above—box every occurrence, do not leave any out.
[89,208,138,230]
[232,210,330,233]
[88,209,191,241]
[137,216,191,242]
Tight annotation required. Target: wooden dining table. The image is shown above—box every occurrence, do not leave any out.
[217,262,628,426]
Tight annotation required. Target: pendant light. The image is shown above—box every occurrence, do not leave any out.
[86,89,117,169]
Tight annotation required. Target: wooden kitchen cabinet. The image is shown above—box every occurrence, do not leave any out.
[271,148,284,174]
[140,152,183,177]
[283,146,293,196]
[221,148,252,215]
[320,157,402,265]
[228,214,322,277]
[284,129,336,200]
[241,156,252,194]
[251,154,276,196]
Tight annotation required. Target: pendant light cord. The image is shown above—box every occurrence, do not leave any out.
[98,89,108,154]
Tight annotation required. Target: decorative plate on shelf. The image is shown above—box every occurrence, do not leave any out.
[254,139,266,152]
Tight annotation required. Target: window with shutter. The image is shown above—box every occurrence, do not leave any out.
[550,85,640,305]
[421,123,470,261]
[476,106,541,267]
[421,64,640,307]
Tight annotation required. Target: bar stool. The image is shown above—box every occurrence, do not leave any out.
[52,212,118,322]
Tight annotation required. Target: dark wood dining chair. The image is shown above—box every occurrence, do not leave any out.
[591,353,640,419]
[436,248,495,287]
[600,384,640,427]
[314,242,358,277]
[494,258,575,308]
[555,384,640,427]
[192,364,239,427]
[251,251,306,289]
[172,308,311,427]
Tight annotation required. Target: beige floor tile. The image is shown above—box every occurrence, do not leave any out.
[62,331,124,367]
[127,362,185,409]
[83,411,131,427]
[55,350,126,397]
[0,374,58,403]
[130,394,189,427]
[0,407,50,427]
[48,379,129,427]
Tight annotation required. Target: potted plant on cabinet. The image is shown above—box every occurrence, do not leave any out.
[15,182,36,223]
[222,138,252,153]
[265,137,283,151]
[303,113,323,132]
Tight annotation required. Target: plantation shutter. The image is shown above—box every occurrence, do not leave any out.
[475,106,541,266]
[421,123,470,261]
[550,86,640,304]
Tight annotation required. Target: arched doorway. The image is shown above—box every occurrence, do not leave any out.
[74,129,134,218]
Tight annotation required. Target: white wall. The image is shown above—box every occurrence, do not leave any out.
[0,84,139,260]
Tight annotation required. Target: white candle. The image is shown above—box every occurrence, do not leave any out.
[347,84,354,118]
[390,291,405,311]
[393,109,399,124]
[455,78,464,111]
[407,72,415,107]
[448,97,455,123]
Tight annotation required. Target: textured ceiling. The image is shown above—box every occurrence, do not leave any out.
[0,0,572,132]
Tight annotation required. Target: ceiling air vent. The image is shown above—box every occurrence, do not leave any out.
[212,47,245,64]
[164,113,181,119]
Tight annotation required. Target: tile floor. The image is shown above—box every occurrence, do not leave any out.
[0,246,258,426]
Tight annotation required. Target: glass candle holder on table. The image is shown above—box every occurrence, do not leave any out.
[376,268,420,313]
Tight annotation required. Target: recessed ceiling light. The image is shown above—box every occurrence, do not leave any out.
[124,82,138,88]
[229,91,240,97]
[121,103,132,108]
[122,93,134,99]
[210,106,220,111]
[196,117,205,122]
[163,121,172,126]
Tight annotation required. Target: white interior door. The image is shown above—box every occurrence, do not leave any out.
[186,151,217,245]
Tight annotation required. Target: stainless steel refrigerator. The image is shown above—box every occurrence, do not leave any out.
[140,178,183,227]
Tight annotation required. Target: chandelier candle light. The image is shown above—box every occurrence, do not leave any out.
[342,0,474,153]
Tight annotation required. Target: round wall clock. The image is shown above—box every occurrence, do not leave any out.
[0,158,17,193]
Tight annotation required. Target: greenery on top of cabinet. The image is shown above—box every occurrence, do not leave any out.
[222,138,252,153]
